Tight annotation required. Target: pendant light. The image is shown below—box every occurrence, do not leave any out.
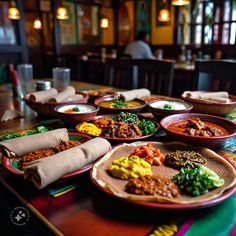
[158,9,170,22]
[100,17,109,29]
[172,0,190,6]
[56,0,69,20]
[33,17,42,30]
[8,0,20,20]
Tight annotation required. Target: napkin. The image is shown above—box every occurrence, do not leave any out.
[47,86,76,102]
[182,91,230,103]
[28,88,58,102]
[65,94,84,102]
[0,128,68,158]
[24,138,111,189]
[116,88,151,102]
[1,110,22,122]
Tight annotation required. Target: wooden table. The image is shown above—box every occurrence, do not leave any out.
[0,82,235,236]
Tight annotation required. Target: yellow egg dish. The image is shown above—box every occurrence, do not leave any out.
[108,155,152,180]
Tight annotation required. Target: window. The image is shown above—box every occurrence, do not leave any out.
[175,0,236,45]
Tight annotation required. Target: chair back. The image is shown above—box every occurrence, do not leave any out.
[137,59,175,96]
[194,60,236,94]
[104,59,138,89]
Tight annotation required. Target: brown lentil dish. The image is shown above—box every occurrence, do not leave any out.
[125,175,180,198]
[18,140,81,170]
[164,150,206,170]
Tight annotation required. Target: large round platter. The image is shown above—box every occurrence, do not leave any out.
[2,132,92,179]
[160,113,236,147]
[91,141,236,210]
[75,114,160,142]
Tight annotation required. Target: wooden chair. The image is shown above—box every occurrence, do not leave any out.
[194,60,236,94]
[136,59,175,96]
[104,59,138,89]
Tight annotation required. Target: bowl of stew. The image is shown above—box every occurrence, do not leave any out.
[160,113,236,147]
[94,94,146,114]
[54,103,100,125]
[148,99,193,120]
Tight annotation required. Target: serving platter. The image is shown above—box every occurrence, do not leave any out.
[91,141,236,210]
[75,114,160,142]
[2,132,93,179]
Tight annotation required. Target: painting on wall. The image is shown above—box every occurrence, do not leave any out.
[135,0,151,36]
[156,0,171,26]
[0,1,16,45]
[59,2,78,45]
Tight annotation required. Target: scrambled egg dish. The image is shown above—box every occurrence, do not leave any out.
[108,155,152,180]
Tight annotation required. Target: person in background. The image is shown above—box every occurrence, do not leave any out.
[124,30,156,59]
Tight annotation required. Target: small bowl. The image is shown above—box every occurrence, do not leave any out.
[54,103,100,125]
[160,113,236,147]
[181,91,236,116]
[94,94,146,114]
[148,99,193,120]
[24,91,89,116]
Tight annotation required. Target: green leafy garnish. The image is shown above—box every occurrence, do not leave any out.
[112,100,128,108]
[163,104,172,110]
[172,165,224,197]
[138,119,157,135]
[114,112,139,124]
[73,106,80,112]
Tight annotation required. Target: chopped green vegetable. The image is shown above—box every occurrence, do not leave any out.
[163,104,172,110]
[73,106,80,112]
[138,119,157,135]
[112,100,128,108]
[0,126,49,140]
[172,165,224,197]
[114,112,139,124]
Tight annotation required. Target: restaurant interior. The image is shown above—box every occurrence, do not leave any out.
[0,0,236,235]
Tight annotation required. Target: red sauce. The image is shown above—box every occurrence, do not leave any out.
[168,118,229,137]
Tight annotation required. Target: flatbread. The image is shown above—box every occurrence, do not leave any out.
[92,141,236,204]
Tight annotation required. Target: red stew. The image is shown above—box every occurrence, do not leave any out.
[168,118,229,137]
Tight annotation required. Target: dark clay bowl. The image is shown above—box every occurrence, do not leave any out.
[54,103,100,125]
[94,94,146,114]
[24,91,89,116]
[160,113,236,147]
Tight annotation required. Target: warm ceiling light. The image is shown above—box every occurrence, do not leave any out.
[158,9,170,22]
[34,18,42,29]
[172,0,190,6]
[56,1,69,20]
[8,0,20,20]
[100,17,109,29]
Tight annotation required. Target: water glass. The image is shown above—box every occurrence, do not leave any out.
[17,64,34,95]
[53,67,70,90]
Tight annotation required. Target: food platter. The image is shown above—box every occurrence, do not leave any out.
[2,133,93,179]
[75,114,160,142]
[91,141,236,210]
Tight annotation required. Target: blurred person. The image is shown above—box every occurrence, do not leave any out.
[124,30,155,59]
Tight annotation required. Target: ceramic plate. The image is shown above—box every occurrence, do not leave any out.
[2,132,92,179]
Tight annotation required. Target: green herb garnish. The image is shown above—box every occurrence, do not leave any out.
[163,104,172,110]
[73,106,80,112]
[172,165,224,197]
[112,100,128,108]
[114,112,139,124]
[138,119,157,135]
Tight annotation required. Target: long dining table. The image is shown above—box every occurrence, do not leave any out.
[0,81,235,236]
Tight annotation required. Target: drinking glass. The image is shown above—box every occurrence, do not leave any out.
[53,67,70,90]
[17,64,34,95]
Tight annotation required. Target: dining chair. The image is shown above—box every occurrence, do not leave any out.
[104,59,138,89]
[194,60,236,94]
[136,59,175,96]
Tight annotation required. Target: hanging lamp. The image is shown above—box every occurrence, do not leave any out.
[8,0,20,20]
[56,0,69,20]
[33,17,42,29]
[171,0,190,6]
[100,17,109,29]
